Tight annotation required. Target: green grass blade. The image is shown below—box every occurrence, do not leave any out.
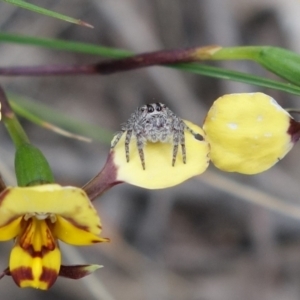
[2,0,93,28]
[173,63,300,96]
[10,100,92,143]
[8,94,113,144]
[0,32,132,58]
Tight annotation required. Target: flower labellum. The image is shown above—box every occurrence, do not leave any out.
[0,184,108,289]
[112,120,210,189]
[203,92,295,174]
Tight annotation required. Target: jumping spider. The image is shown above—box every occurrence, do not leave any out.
[111,103,203,170]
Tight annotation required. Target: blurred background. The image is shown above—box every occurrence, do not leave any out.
[1,0,300,299]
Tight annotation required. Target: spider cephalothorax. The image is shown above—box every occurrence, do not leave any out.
[111,103,202,170]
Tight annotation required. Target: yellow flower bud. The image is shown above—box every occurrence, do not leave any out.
[203,93,294,174]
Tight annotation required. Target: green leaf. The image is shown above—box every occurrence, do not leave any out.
[1,0,93,28]
[15,143,55,186]
[205,46,300,87]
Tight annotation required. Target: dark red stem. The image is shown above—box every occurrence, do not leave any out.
[83,152,123,201]
[0,47,200,76]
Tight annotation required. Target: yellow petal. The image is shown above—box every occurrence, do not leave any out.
[203,93,293,174]
[113,121,210,189]
[9,219,60,290]
[0,184,101,236]
[0,216,22,241]
[51,215,109,245]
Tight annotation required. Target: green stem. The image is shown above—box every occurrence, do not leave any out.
[0,86,54,186]
[3,115,30,148]
[208,46,261,61]
[0,87,30,148]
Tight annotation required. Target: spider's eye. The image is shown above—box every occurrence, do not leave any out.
[140,106,147,112]
[147,105,154,113]
[156,104,162,111]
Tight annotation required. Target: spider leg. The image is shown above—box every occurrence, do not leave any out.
[172,131,179,166]
[180,130,186,164]
[136,134,146,170]
[185,125,204,141]
[125,130,133,162]
[111,131,124,148]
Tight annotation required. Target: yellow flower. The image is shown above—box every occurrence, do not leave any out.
[0,184,108,290]
[111,120,210,189]
[203,93,294,174]
[84,121,210,200]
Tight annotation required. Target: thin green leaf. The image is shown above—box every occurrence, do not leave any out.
[1,32,300,96]
[2,0,93,28]
[173,63,300,96]
[10,100,92,142]
[0,32,132,58]
[8,94,113,144]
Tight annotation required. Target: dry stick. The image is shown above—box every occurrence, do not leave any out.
[0,47,217,76]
